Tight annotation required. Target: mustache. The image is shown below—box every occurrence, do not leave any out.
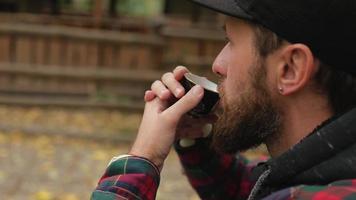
[217,79,225,97]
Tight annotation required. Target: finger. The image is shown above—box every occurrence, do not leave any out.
[162,72,185,98]
[179,138,196,147]
[145,96,170,113]
[151,80,171,100]
[164,85,204,119]
[173,66,189,80]
[202,124,213,137]
[144,90,156,102]
[178,125,212,146]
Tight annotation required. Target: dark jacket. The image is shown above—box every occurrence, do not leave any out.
[249,108,356,200]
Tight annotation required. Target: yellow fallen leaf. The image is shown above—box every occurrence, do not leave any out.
[33,190,53,200]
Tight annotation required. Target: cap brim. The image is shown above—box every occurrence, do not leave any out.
[190,0,253,20]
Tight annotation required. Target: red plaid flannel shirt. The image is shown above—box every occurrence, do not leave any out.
[91,155,160,200]
[91,139,356,200]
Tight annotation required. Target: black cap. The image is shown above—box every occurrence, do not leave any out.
[190,0,356,76]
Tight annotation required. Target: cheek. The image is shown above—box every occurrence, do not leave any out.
[225,61,250,96]
[223,71,244,106]
[223,44,256,103]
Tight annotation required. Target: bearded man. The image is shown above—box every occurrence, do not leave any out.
[91,0,356,199]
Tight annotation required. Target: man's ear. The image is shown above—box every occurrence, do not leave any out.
[277,44,318,95]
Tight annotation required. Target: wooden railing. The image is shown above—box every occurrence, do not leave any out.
[0,23,163,69]
[0,63,164,111]
[0,18,225,111]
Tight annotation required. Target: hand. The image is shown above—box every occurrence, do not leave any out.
[145,66,217,140]
[130,83,204,169]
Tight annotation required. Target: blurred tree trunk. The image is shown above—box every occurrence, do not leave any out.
[93,0,104,28]
[50,0,60,15]
[109,0,118,17]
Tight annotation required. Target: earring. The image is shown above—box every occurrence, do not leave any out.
[279,87,284,94]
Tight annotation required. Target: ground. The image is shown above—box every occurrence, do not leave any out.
[0,106,199,200]
[0,105,266,200]
[0,131,200,200]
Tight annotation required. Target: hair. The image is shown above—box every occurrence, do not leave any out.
[249,22,356,115]
[314,63,356,114]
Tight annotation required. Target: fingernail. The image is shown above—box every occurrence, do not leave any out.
[179,138,196,147]
[192,85,203,95]
[202,124,212,137]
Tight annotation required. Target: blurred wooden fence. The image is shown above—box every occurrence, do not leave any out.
[0,18,224,112]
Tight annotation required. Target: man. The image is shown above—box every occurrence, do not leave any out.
[91,0,356,199]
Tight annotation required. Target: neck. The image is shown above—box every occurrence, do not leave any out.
[266,94,333,157]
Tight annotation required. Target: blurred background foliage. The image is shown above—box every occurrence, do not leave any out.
[0,0,165,16]
[115,0,164,17]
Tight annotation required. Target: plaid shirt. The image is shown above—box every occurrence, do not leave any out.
[91,155,160,200]
[91,139,356,200]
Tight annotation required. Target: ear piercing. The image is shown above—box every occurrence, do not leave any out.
[279,87,284,94]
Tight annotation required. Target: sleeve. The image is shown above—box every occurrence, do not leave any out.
[91,155,161,200]
[174,138,258,200]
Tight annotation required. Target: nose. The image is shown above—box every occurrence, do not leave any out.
[212,44,229,77]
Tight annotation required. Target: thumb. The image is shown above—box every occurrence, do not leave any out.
[164,85,204,117]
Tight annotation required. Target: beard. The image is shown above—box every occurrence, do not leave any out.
[211,60,282,154]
